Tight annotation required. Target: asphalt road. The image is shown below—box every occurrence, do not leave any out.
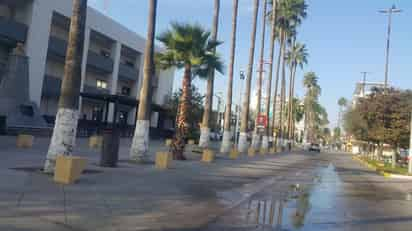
[2,136,412,231]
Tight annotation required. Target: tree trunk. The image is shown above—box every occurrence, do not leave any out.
[130,0,157,162]
[272,30,285,150]
[286,62,294,150]
[290,65,297,144]
[252,0,267,150]
[262,0,278,150]
[199,0,220,148]
[238,0,260,152]
[279,56,286,150]
[44,0,87,173]
[171,64,192,160]
[221,0,239,153]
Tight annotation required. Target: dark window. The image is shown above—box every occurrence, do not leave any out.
[125,60,134,68]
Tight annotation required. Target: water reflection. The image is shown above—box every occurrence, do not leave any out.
[245,182,314,230]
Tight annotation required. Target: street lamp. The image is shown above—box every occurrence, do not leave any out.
[235,71,246,145]
[379,5,401,89]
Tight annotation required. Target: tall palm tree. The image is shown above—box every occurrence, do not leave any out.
[252,0,268,150]
[199,0,220,148]
[156,23,223,160]
[44,0,87,173]
[221,0,239,153]
[337,97,347,128]
[262,0,278,150]
[130,0,158,162]
[286,43,308,144]
[303,72,321,143]
[238,0,260,153]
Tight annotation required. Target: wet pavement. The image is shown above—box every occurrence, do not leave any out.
[200,152,412,231]
[3,136,412,231]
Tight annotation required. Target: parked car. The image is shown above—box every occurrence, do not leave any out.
[397,149,410,166]
[309,143,321,152]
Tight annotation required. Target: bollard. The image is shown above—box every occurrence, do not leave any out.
[202,149,215,163]
[229,149,240,159]
[260,148,268,155]
[16,134,34,148]
[248,148,256,157]
[188,139,196,145]
[155,152,172,169]
[88,135,103,149]
[165,139,173,147]
[54,155,87,184]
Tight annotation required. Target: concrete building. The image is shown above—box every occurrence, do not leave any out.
[351,81,385,107]
[0,0,175,133]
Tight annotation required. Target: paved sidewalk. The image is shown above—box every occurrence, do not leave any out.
[0,135,317,231]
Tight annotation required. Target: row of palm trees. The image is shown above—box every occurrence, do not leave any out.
[44,0,311,172]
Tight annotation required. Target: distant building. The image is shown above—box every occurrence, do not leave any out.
[0,0,175,133]
[352,81,385,107]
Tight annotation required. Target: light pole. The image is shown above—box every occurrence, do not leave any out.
[235,71,246,145]
[360,72,371,97]
[379,5,401,89]
[409,112,412,174]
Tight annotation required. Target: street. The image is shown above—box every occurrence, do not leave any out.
[1,137,412,230]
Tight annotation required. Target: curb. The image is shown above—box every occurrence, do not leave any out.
[351,156,412,179]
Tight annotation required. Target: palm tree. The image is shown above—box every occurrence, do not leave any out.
[130,0,158,162]
[252,0,268,150]
[303,72,321,143]
[221,0,239,153]
[337,97,347,129]
[44,0,87,173]
[286,43,308,144]
[156,23,223,160]
[199,0,220,148]
[262,0,278,150]
[238,0,260,153]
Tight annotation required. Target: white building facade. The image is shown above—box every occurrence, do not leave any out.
[0,0,174,131]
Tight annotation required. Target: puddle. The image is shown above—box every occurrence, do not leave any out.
[211,164,346,230]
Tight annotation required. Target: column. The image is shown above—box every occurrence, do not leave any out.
[24,3,53,106]
[78,27,91,111]
[107,41,121,122]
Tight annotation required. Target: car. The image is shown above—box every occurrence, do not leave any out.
[309,143,321,152]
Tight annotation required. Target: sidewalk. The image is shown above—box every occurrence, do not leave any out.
[0,136,313,231]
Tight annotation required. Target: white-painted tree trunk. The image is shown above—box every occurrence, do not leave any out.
[251,132,260,149]
[44,108,79,173]
[130,120,150,162]
[261,136,269,150]
[238,132,249,153]
[220,130,232,153]
[199,127,210,148]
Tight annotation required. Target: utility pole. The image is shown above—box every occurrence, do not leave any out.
[360,72,371,96]
[409,112,412,174]
[379,5,401,89]
[235,71,245,145]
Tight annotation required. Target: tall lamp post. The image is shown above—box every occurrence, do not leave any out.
[379,5,401,89]
[235,71,246,145]
[408,112,412,174]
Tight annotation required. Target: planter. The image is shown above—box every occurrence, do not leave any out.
[54,155,87,184]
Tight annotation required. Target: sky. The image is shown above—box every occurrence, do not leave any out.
[89,0,412,128]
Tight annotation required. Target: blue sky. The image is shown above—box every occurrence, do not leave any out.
[89,0,412,128]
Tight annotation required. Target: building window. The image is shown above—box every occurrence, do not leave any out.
[125,60,134,68]
[97,80,107,89]
[121,86,131,96]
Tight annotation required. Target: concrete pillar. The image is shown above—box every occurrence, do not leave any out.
[107,41,121,122]
[24,3,53,106]
[78,27,91,111]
